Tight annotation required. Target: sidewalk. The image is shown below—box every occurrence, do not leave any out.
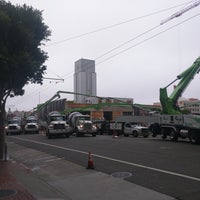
[0,161,36,200]
[0,141,176,200]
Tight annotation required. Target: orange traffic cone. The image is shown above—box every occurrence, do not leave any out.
[87,152,95,169]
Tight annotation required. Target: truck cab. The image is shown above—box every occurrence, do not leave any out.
[46,111,70,139]
[24,116,39,134]
[6,117,22,135]
[68,112,97,137]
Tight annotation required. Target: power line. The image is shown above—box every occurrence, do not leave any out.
[60,1,197,80]
[95,1,200,63]
[46,1,191,47]
[61,13,200,78]
[96,13,200,65]
[50,1,194,80]
[94,25,160,61]
[6,81,62,109]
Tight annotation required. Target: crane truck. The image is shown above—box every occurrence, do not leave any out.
[116,57,200,144]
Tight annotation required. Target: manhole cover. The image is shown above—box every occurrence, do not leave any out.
[0,189,17,198]
[111,172,132,179]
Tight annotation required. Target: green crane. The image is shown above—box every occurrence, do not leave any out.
[34,90,132,114]
[160,56,200,114]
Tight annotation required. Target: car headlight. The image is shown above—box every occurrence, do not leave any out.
[79,124,84,128]
[92,125,97,129]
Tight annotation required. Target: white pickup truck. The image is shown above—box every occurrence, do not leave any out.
[123,122,150,137]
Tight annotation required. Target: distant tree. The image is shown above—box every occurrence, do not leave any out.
[181,108,191,114]
[0,0,51,159]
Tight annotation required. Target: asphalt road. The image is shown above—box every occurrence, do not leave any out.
[6,133,200,200]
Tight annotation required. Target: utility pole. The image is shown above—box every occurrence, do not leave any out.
[160,0,200,25]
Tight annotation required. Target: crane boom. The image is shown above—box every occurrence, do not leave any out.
[160,56,200,114]
[33,90,132,114]
[160,0,200,25]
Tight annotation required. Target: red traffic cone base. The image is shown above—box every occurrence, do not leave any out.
[87,152,95,169]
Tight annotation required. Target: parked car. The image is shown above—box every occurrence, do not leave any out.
[123,122,150,137]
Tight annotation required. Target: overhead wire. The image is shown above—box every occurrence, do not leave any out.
[60,24,161,80]
[46,1,192,47]
[94,25,160,61]
[96,13,200,65]
[61,13,200,80]
[6,82,60,109]
[60,1,198,80]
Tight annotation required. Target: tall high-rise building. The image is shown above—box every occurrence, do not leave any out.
[74,58,97,103]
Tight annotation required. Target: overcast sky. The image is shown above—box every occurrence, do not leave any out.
[6,0,200,111]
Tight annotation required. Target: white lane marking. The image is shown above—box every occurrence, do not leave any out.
[11,136,200,182]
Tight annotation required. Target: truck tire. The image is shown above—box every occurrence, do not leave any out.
[189,132,200,144]
[143,133,149,138]
[92,133,96,137]
[161,128,168,139]
[152,133,157,137]
[46,129,51,139]
[149,124,160,137]
[169,129,178,141]
[65,133,70,138]
[133,131,138,137]
[75,130,80,137]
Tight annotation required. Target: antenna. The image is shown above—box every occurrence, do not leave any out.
[160,0,200,25]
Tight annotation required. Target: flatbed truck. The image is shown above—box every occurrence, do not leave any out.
[116,57,200,144]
